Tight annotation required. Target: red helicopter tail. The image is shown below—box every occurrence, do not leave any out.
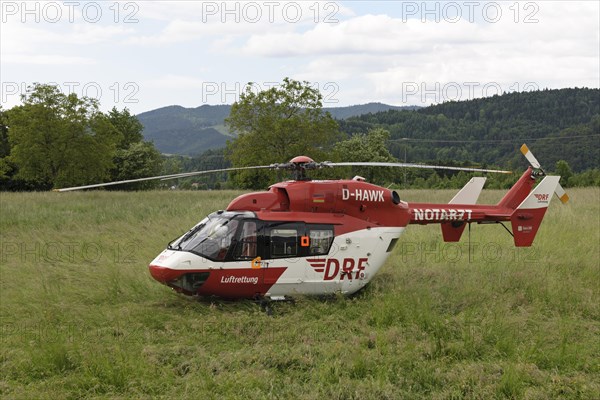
[438,168,537,243]
[411,170,563,247]
[496,166,537,210]
[510,175,561,246]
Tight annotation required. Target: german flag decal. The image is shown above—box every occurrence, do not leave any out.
[312,193,325,203]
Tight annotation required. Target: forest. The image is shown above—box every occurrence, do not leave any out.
[182,88,600,190]
[1,84,598,191]
[340,88,599,173]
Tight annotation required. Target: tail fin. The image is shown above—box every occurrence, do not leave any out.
[511,176,560,247]
[441,177,486,242]
[449,177,486,204]
[497,167,536,210]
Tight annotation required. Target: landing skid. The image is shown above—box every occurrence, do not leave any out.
[256,295,296,315]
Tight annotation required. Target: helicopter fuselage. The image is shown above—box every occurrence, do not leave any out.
[148,166,561,299]
[149,179,410,299]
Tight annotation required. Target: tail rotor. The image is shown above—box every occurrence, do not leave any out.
[520,144,570,204]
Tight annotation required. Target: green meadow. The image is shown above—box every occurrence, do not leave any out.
[0,188,598,399]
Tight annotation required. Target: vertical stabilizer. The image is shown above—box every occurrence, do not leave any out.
[497,167,536,210]
[449,177,487,205]
[511,176,560,247]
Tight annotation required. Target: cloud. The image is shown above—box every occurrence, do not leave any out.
[135,1,355,23]
[0,22,134,67]
[1,1,597,113]
[126,1,355,46]
[146,74,207,89]
[1,54,95,65]
[243,14,488,57]
[265,2,599,106]
[242,2,599,59]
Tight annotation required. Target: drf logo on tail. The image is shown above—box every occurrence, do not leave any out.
[534,193,549,203]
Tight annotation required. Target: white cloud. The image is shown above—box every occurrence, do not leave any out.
[0,22,135,68]
[1,54,95,65]
[260,2,599,106]
[135,1,355,23]
[126,1,355,46]
[146,74,207,89]
[1,1,597,113]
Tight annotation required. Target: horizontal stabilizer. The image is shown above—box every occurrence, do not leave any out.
[441,177,487,242]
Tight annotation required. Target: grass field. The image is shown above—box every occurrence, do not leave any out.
[1,187,599,399]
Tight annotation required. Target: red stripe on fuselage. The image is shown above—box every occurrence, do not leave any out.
[148,265,287,299]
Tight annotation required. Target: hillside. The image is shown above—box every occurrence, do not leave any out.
[137,105,231,155]
[340,88,600,172]
[137,103,415,156]
[326,102,418,119]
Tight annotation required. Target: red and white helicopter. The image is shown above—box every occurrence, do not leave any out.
[58,144,568,301]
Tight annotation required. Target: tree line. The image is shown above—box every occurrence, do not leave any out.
[192,81,599,190]
[0,84,162,190]
[340,88,599,173]
[1,81,598,191]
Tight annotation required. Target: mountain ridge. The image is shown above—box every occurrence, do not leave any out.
[137,102,417,156]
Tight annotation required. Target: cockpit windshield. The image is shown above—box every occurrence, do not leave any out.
[169,211,254,261]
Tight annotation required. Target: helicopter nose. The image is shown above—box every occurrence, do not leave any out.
[148,264,181,283]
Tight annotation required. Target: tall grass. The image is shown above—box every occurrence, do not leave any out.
[1,188,598,399]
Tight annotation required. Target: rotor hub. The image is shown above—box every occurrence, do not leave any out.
[289,156,314,164]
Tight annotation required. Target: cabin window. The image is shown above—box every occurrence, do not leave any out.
[170,211,257,261]
[386,238,399,253]
[233,221,258,259]
[309,229,333,255]
[191,218,239,261]
[271,228,298,257]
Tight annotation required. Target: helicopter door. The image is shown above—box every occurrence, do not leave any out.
[264,223,305,289]
[305,225,339,294]
[232,220,266,283]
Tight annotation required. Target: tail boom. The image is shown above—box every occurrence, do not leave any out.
[408,175,561,247]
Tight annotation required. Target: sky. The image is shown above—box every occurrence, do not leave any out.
[1,0,599,114]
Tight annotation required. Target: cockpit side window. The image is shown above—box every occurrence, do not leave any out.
[191,219,239,261]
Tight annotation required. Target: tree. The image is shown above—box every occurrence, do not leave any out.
[333,128,398,184]
[181,148,229,189]
[225,78,340,188]
[555,160,573,187]
[107,107,144,149]
[0,106,14,182]
[107,107,163,188]
[110,141,163,190]
[0,107,8,158]
[6,84,121,189]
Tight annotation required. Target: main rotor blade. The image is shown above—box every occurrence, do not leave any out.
[327,162,512,174]
[54,165,273,192]
[156,165,274,180]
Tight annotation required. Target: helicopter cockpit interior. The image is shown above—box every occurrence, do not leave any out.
[169,211,335,262]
